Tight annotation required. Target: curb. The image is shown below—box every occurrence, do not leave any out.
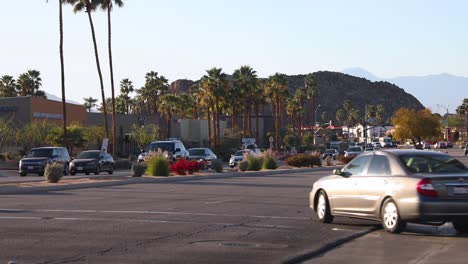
[0,166,339,195]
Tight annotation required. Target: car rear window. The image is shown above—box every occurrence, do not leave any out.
[77,151,100,159]
[189,149,205,156]
[147,142,175,152]
[399,155,468,173]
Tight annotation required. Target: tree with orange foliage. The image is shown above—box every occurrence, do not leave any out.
[392,108,442,147]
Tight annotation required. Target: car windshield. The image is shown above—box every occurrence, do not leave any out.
[348,147,362,152]
[189,149,205,156]
[399,154,468,173]
[146,142,175,152]
[76,151,100,159]
[28,149,53,157]
[234,150,246,156]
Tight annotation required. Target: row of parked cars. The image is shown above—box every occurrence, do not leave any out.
[19,147,115,176]
[20,139,223,177]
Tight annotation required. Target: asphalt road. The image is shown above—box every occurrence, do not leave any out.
[0,170,378,264]
[0,148,467,264]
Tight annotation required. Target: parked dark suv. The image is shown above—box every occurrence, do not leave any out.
[19,147,71,176]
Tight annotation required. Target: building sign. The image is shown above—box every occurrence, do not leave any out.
[33,112,63,120]
[0,106,18,112]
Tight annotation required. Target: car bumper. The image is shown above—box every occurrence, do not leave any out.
[19,164,45,174]
[398,197,468,222]
[70,164,97,173]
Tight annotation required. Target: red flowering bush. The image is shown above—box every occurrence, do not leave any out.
[170,159,204,175]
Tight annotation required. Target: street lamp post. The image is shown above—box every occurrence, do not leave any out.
[437,104,450,142]
[314,104,321,127]
[314,104,321,144]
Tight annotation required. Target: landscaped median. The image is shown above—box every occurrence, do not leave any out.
[0,165,340,195]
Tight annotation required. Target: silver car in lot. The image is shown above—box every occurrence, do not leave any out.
[310,150,468,233]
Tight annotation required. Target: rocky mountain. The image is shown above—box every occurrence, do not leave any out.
[170,71,424,124]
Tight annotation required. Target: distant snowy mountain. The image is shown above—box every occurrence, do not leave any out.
[341,68,467,114]
[342,67,379,82]
[45,92,81,105]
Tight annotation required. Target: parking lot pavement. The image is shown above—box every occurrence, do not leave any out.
[306,223,467,264]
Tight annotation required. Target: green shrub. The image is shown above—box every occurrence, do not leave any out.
[131,162,147,177]
[246,155,262,171]
[239,160,248,172]
[146,154,170,176]
[211,159,223,173]
[285,153,322,167]
[262,150,278,170]
[44,163,64,183]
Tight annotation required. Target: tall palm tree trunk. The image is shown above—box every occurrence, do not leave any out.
[166,113,171,138]
[59,0,67,148]
[242,101,247,137]
[210,101,217,146]
[255,104,260,140]
[310,97,315,132]
[248,105,252,137]
[107,5,117,156]
[207,107,212,146]
[86,9,109,139]
[275,99,279,151]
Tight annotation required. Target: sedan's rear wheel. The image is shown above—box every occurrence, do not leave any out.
[317,191,333,223]
[452,219,468,234]
[381,199,406,233]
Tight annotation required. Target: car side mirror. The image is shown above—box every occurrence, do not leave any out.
[175,148,181,152]
[333,169,341,176]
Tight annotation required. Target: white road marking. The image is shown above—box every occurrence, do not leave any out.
[0,215,299,229]
[0,208,310,220]
[205,198,238,204]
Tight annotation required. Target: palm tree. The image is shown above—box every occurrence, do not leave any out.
[233,66,258,137]
[376,104,385,124]
[58,0,68,148]
[16,70,43,96]
[158,94,180,138]
[136,71,169,115]
[99,0,124,156]
[66,0,109,139]
[120,78,134,114]
[251,80,266,139]
[83,97,98,112]
[0,75,17,97]
[294,87,308,135]
[305,73,319,126]
[204,68,228,146]
[265,73,288,151]
[198,77,214,146]
[336,109,346,125]
[343,100,353,125]
[286,97,300,135]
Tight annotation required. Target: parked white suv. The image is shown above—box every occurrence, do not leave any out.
[138,140,189,162]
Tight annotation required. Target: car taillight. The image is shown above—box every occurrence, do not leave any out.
[417,178,438,197]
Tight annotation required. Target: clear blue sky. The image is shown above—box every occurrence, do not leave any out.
[1,0,467,108]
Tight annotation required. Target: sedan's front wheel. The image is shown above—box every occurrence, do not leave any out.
[381,199,406,233]
[317,191,333,223]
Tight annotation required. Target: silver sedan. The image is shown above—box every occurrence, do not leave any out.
[309,149,468,233]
